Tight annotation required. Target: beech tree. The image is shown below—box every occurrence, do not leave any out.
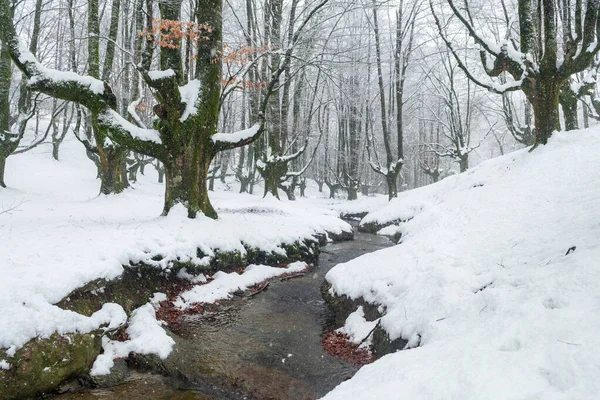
[431,0,600,147]
[0,0,265,218]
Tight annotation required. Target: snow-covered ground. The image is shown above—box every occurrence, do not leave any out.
[322,129,600,399]
[0,135,351,359]
[307,194,389,219]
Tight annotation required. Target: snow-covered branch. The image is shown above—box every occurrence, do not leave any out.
[212,123,264,154]
[0,5,168,161]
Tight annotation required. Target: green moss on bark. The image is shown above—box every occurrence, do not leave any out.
[0,332,102,399]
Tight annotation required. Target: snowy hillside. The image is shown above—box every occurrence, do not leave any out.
[0,135,351,355]
[323,129,600,399]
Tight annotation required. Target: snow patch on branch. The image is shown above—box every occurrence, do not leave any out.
[90,303,174,376]
[98,109,162,144]
[212,124,260,144]
[147,69,176,81]
[18,42,105,95]
[490,77,524,93]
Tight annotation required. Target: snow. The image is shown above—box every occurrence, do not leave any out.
[18,42,105,95]
[0,360,11,370]
[0,132,351,357]
[212,124,260,144]
[127,97,146,128]
[322,128,600,399]
[179,79,201,122]
[98,109,162,144]
[15,41,162,146]
[337,306,378,349]
[147,69,175,81]
[175,261,307,307]
[310,195,389,218]
[176,268,208,283]
[150,292,168,305]
[90,303,174,376]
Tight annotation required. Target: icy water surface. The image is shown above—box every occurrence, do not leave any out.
[54,228,391,400]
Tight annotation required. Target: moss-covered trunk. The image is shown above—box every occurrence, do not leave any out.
[559,83,579,131]
[95,122,128,195]
[0,40,13,189]
[528,77,561,146]
[163,139,217,219]
[261,161,286,199]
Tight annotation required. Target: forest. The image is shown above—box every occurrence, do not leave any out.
[1,0,600,398]
[5,0,598,209]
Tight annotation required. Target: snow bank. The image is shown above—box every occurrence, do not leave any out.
[91,303,174,376]
[0,134,351,356]
[323,129,600,399]
[176,261,307,307]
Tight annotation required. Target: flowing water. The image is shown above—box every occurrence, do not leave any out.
[54,228,390,400]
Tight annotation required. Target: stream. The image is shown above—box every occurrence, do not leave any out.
[54,228,390,400]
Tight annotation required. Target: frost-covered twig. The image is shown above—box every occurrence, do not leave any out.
[0,199,27,216]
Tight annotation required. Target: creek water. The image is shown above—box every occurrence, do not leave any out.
[54,228,390,400]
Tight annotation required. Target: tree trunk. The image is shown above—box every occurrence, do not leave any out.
[347,186,358,200]
[361,184,369,196]
[239,176,249,193]
[458,156,468,173]
[0,154,6,188]
[529,82,561,145]
[163,141,217,219]
[281,180,296,200]
[98,142,128,194]
[559,83,579,131]
[261,160,286,199]
[386,173,398,200]
[52,140,60,160]
[582,99,590,128]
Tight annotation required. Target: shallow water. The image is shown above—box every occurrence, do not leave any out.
[54,228,390,400]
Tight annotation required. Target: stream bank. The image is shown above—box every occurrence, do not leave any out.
[47,228,391,400]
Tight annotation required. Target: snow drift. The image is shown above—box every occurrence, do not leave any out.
[323,129,600,399]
